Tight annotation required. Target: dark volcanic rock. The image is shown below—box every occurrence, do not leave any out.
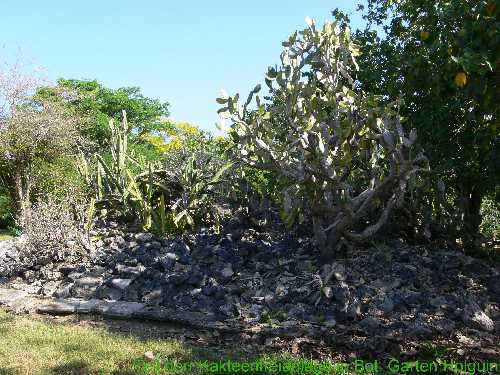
[1,222,499,355]
[462,301,495,332]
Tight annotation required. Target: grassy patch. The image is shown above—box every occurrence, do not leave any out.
[420,341,454,361]
[4,309,469,375]
[0,309,189,375]
[0,229,14,241]
[0,310,375,375]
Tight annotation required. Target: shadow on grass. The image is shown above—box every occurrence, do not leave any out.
[0,229,14,241]
[0,312,15,336]
[47,360,89,375]
[48,361,145,375]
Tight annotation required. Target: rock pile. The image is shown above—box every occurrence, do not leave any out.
[0,240,19,278]
[1,223,499,357]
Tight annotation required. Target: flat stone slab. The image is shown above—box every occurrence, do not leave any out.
[75,298,106,314]
[0,286,245,332]
[0,286,241,331]
[0,287,290,335]
[6,295,42,314]
[134,306,243,332]
[37,300,79,315]
[102,301,145,318]
[0,288,45,314]
[0,288,28,304]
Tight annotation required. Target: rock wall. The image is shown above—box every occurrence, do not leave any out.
[1,225,499,358]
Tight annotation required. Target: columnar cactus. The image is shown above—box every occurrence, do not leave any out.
[218,18,429,256]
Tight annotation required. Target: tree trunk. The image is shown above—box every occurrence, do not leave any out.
[12,169,31,226]
[13,171,24,218]
[461,186,483,239]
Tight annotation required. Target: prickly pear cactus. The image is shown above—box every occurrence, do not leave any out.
[218,18,429,256]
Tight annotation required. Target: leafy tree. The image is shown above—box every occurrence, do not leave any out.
[36,79,170,151]
[0,60,82,222]
[141,121,206,154]
[0,99,81,222]
[346,0,499,240]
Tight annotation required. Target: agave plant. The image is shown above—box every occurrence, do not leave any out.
[77,110,154,229]
[78,110,233,234]
[170,154,232,232]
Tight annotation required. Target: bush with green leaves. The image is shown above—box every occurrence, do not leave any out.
[218,18,429,256]
[241,166,280,202]
[350,0,499,241]
[0,193,14,229]
[480,193,500,239]
[0,99,81,223]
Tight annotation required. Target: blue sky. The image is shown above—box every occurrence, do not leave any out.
[1,1,364,133]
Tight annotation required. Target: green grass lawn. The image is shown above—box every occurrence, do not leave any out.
[0,310,194,375]
[1,310,343,375]
[0,308,473,375]
[0,229,14,241]
[0,309,374,375]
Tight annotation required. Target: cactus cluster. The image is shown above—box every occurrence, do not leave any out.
[76,110,158,230]
[218,19,429,255]
[78,111,231,234]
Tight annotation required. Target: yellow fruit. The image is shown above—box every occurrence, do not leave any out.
[455,72,467,87]
[420,31,430,40]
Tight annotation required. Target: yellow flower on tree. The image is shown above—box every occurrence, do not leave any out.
[454,72,467,87]
[420,31,430,40]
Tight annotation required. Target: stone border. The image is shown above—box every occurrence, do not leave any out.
[0,286,242,332]
[0,286,326,339]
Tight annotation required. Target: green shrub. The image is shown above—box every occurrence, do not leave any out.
[242,166,280,201]
[352,0,498,239]
[0,193,14,229]
[31,156,89,204]
[480,194,500,239]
